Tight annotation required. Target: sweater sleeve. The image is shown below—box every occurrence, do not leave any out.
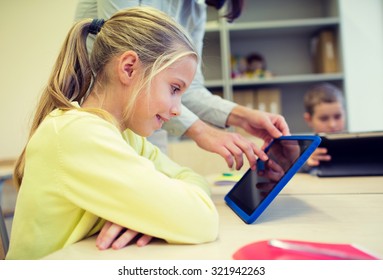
[56,114,218,244]
[74,0,97,20]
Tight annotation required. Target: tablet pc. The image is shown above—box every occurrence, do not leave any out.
[316,131,383,177]
[224,135,321,224]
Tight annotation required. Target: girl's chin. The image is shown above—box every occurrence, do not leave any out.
[139,130,153,138]
[128,126,153,137]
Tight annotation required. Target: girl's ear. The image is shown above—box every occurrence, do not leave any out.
[118,51,139,85]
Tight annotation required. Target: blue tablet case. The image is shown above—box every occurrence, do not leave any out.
[225,135,321,224]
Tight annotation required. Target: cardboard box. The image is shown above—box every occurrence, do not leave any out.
[312,29,339,73]
[233,90,256,136]
[233,90,255,109]
[233,88,281,113]
[255,88,281,114]
[232,88,281,136]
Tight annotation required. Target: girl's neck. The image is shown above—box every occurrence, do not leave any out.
[82,85,125,129]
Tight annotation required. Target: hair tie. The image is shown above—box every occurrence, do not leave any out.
[88,18,105,35]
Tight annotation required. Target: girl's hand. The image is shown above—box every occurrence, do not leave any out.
[96,221,154,250]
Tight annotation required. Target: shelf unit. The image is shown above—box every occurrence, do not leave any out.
[202,0,343,133]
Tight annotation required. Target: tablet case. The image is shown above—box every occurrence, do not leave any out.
[225,135,321,224]
[316,131,383,177]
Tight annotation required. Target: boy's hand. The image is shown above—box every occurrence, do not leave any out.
[307,147,331,166]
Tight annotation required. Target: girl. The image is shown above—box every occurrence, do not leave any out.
[7,7,218,259]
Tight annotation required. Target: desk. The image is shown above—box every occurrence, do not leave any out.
[0,162,15,215]
[1,163,14,208]
[0,166,13,183]
[0,160,14,177]
[44,174,383,260]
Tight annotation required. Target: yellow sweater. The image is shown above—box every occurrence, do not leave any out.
[6,107,218,259]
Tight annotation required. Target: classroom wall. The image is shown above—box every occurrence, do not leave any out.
[339,0,383,132]
[1,0,383,160]
[0,0,78,159]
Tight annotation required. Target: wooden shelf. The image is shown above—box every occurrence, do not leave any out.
[229,17,339,31]
[202,0,343,133]
[230,73,343,87]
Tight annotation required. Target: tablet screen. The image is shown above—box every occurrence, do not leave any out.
[228,139,313,215]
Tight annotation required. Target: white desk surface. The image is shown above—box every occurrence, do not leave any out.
[44,174,383,260]
[0,166,13,179]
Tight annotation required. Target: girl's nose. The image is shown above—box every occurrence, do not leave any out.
[170,102,181,117]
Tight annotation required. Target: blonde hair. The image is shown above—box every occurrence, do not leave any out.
[13,7,197,189]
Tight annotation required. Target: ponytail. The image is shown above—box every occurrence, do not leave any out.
[14,19,95,189]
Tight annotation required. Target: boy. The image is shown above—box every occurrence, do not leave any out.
[303,83,346,168]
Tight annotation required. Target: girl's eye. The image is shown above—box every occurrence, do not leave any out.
[171,85,180,95]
